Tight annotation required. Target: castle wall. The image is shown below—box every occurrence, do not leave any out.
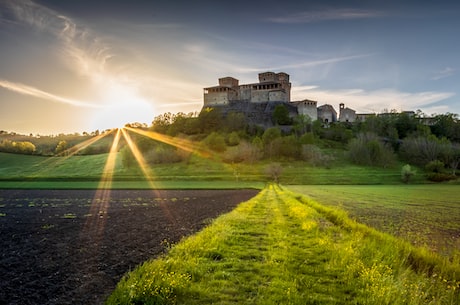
[296,100,318,121]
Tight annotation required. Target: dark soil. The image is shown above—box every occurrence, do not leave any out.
[0,189,259,305]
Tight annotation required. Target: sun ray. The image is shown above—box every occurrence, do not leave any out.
[29,129,116,178]
[123,126,213,159]
[83,128,121,243]
[120,128,176,221]
[56,129,116,158]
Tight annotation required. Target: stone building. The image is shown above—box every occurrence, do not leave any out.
[338,103,357,123]
[202,72,356,127]
[203,72,291,107]
[317,104,337,123]
[293,99,318,121]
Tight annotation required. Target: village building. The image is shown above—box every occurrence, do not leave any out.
[338,103,357,123]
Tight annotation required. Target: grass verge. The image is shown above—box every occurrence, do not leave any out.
[106,184,459,304]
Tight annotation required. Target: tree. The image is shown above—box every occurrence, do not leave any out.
[198,107,223,133]
[265,163,283,184]
[55,140,68,155]
[399,135,446,166]
[292,114,312,136]
[272,104,291,125]
[262,127,281,159]
[227,132,240,146]
[203,132,226,152]
[430,113,460,142]
[401,164,416,184]
[348,133,395,167]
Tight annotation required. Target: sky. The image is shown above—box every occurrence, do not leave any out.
[1,0,459,135]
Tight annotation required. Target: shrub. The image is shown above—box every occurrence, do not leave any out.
[401,164,416,184]
[203,132,226,152]
[301,144,334,166]
[426,173,457,182]
[425,160,445,173]
[227,132,240,146]
[348,133,395,167]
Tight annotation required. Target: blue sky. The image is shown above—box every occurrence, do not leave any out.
[0,0,459,134]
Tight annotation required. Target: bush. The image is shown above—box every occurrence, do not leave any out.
[301,144,334,166]
[426,173,457,182]
[348,133,395,167]
[222,141,261,164]
[0,140,36,155]
[203,132,226,152]
[425,160,445,173]
[227,132,240,146]
[401,164,416,184]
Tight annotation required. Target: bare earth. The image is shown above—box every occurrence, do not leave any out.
[0,189,258,305]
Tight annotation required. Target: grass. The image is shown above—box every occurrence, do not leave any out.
[288,185,460,260]
[0,151,443,188]
[106,184,459,304]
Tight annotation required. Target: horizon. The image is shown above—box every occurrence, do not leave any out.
[1,0,459,135]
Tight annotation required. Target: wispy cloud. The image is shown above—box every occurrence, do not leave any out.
[431,67,455,80]
[4,0,112,77]
[267,8,385,24]
[0,79,100,108]
[292,86,455,115]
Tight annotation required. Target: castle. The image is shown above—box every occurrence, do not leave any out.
[202,71,361,126]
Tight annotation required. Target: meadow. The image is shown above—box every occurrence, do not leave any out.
[0,151,428,189]
[107,184,459,304]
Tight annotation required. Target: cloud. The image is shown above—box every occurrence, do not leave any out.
[267,8,385,24]
[292,86,455,115]
[431,67,455,80]
[0,79,100,108]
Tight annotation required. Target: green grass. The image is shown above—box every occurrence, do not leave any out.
[0,152,443,188]
[106,185,459,304]
[288,185,460,260]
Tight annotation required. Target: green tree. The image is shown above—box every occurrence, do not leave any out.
[203,132,226,152]
[348,133,395,167]
[292,114,312,136]
[401,164,416,184]
[198,107,223,133]
[227,132,240,146]
[430,113,460,142]
[272,104,291,125]
[262,127,282,159]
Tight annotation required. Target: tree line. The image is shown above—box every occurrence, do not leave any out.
[143,108,460,182]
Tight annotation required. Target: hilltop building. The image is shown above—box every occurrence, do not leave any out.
[202,71,361,126]
[203,72,291,107]
[338,103,357,123]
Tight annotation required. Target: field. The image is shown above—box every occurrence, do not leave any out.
[108,185,460,304]
[287,185,460,259]
[0,189,258,305]
[0,151,431,188]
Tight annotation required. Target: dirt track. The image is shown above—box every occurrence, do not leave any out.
[0,189,258,305]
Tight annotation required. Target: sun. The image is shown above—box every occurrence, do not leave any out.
[89,82,156,130]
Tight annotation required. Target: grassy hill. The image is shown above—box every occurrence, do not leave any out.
[107,185,459,304]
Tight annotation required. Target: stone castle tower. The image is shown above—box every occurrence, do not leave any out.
[203,72,291,107]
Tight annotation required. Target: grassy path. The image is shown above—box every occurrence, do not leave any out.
[107,185,459,304]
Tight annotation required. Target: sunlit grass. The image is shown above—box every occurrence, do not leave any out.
[107,184,460,304]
